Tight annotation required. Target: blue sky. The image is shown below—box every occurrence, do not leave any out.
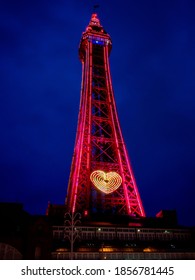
[0,0,195,226]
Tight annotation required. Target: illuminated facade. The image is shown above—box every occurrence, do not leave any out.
[52,224,195,260]
[66,13,145,217]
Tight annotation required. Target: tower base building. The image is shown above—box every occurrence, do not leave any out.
[47,204,195,260]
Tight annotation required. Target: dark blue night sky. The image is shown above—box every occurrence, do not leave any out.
[0,0,195,226]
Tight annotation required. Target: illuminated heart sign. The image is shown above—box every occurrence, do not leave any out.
[90,170,122,194]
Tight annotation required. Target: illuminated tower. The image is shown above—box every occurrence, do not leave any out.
[66,14,145,217]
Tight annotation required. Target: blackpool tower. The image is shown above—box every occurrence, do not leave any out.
[65,13,145,217]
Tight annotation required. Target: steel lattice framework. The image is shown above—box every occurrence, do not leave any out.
[66,14,145,217]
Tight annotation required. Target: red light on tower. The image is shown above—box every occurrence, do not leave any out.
[65,13,145,217]
[84,210,88,216]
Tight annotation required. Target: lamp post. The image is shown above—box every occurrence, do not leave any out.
[64,212,81,260]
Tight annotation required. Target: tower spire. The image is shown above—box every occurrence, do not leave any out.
[89,12,101,27]
[93,4,100,12]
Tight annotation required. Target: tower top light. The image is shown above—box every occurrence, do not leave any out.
[79,13,112,61]
[84,13,107,34]
[89,13,101,27]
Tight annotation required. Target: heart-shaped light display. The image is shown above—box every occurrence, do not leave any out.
[90,170,122,194]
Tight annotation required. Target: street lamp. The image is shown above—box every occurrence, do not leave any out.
[64,212,81,260]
